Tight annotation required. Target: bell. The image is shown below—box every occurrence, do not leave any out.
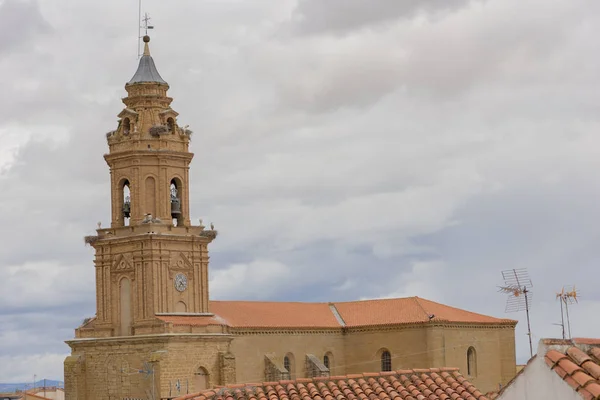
[171,197,181,218]
[123,200,131,218]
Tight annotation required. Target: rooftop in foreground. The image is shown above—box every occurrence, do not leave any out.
[175,368,489,400]
[497,337,600,400]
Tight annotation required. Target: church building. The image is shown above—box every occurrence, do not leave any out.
[64,36,517,400]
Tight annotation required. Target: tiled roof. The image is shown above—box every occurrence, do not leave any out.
[544,340,600,399]
[210,301,341,329]
[175,368,488,400]
[333,297,515,327]
[157,297,514,330]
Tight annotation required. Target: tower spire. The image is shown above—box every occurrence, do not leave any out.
[127,35,167,85]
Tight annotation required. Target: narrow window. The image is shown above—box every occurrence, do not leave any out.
[467,347,477,376]
[323,355,329,369]
[122,180,131,226]
[283,356,290,372]
[123,118,130,135]
[381,350,392,372]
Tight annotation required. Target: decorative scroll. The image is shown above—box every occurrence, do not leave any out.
[170,252,193,271]
[112,254,134,272]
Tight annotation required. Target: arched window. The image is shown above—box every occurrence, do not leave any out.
[170,178,183,226]
[323,352,334,372]
[194,367,209,391]
[122,180,131,226]
[380,350,392,372]
[123,118,130,135]
[283,356,290,372]
[167,117,175,133]
[283,353,295,378]
[467,347,477,376]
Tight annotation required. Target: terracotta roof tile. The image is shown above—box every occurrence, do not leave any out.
[544,342,600,399]
[582,361,600,380]
[569,347,593,366]
[558,358,583,375]
[545,350,567,364]
[176,369,487,400]
[586,383,600,397]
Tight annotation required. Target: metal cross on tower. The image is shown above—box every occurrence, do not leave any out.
[137,0,154,59]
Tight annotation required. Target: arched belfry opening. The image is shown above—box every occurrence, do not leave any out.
[122,118,130,135]
[122,180,131,226]
[170,178,183,226]
[167,117,175,133]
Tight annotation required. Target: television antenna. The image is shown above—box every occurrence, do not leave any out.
[137,0,154,59]
[498,268,534,358]
[555,285,579,339]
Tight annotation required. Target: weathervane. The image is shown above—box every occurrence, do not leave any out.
[137,0,155,59]
[498,268,534,358]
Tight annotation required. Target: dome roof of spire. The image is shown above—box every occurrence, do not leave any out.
[127,36,167,85]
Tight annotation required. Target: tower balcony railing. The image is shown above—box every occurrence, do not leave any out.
[90,222,217,241]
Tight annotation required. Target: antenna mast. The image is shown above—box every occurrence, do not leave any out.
[498,268,534,358]
[556,285,579,339]
[137,0,154,59]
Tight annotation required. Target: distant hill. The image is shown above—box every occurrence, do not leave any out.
[0,380,63,393]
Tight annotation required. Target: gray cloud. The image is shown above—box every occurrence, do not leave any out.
[290,0,476,35]
[0,0,599,382]
[0,0,51,54]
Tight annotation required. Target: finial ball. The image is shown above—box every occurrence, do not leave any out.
[143,35,150,43]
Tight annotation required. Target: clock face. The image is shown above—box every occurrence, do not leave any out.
[174,273,188,292]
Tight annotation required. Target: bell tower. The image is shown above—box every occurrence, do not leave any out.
[65,35,235,400]
[107,35,191,227]
[84,35,217,337]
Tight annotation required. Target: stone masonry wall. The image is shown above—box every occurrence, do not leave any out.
[65,334,232,400]
[230,330,345,383]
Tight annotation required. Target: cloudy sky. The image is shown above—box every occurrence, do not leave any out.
[1,0,600,383]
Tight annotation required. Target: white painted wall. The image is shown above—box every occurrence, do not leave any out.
[497,354,579,400]
[33,389,64,400]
